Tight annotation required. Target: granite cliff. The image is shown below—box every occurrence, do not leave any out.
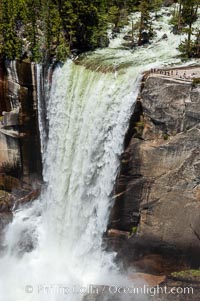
[108,69,200,274]
[0,60,42,242]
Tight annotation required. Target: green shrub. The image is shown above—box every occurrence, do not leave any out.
[171,270,200,281]
[134,121,145,138]
[131,226,137,235]
[192,78,200,86]
[163,133,169,140]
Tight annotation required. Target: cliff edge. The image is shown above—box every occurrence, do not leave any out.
[109,68,200,273]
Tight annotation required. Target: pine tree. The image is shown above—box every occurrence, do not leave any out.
[138,0,152,45]
[1,0,187,61]
[153,0,163,16]
[0,1,3,57]
[1,0,23,59]
[178,0,200,57]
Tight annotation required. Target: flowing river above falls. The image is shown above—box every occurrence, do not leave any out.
[0,6,199,301]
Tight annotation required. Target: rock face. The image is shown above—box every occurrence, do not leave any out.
[109,74,200,272]
[0,60,42,232]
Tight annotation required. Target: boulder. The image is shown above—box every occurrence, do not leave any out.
[123,35,133,41]
[141,32,150,45]
[161,33,168,40]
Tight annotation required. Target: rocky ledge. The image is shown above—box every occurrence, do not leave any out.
[108,69,200,274]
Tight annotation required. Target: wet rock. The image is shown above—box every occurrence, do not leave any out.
[152,278,200,301]
[83,276,199,301]
[14,188,40,208]
[83,286,121,301]
[172,25,179,35]
[112,27,120,34]
[123,35,133,41]
[0,190,15,212]
[129,273,166,287]
[161,33,168,40]
[0,175,21,191]
[98,35,109,48]
[0,59,43,242]
[140,32,150,45]
[0,213,12,243]
[83,284,147,301]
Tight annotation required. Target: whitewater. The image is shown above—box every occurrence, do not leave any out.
[0,6,197,301]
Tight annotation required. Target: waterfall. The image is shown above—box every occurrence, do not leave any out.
[40,60,142,277]
[0,6,193,301]
[1,60,143,301]
[36,64,46,156]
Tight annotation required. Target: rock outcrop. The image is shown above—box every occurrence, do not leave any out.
[0,60,42,235]
[108,72,200,273]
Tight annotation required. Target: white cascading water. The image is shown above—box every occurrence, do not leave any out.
[0,6,199,301]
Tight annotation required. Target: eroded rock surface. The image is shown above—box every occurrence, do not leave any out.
[0,60,42,233]
[109,74,200,272]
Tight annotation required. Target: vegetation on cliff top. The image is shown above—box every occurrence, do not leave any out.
[0,0,199,62]
[172,0,200,58]
[171,270,200,282]
[0,0,139,62]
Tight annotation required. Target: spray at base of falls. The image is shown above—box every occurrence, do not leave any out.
[0,6,198,301]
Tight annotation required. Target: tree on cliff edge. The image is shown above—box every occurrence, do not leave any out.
[178,0,200,57]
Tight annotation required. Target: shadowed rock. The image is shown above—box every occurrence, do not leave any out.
[109,74,200,272]
[0,60,42,241]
